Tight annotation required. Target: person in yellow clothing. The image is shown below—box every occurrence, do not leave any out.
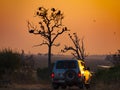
[84,67,92,89]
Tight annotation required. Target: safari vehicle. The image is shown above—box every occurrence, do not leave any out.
[51,60,92,89]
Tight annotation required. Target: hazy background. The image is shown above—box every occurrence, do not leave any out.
[0,0,120,55]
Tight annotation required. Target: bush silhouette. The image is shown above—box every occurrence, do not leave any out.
[0,48,21,80]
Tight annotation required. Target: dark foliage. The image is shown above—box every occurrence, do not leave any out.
[95,66,120,84]
[37,63,54,83]
[105,49,120,66]
[0,48,21,80]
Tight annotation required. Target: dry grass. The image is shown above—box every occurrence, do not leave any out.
[13,84,50,89]
[0,82,120,90]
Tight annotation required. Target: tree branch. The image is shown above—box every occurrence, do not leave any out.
[51,27,69,44]
[71,52,79,59]
[61,45,77,53]
[52,43,60,47]
[62,33,86,60]
[32,40,49,47]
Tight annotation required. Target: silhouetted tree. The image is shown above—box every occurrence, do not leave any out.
[61,33,86,61]
[27,7,69,72]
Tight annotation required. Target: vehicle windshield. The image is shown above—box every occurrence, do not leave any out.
[56,61,77,69]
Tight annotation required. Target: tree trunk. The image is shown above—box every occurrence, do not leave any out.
[48,45,52,75]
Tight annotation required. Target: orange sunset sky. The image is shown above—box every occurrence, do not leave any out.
[0,0,120,55]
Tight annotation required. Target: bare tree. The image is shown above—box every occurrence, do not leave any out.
[27,7,69,72]
[61,33,86,61]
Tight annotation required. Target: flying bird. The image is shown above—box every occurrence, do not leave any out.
[113,32,116,35]
[93,19,96,22]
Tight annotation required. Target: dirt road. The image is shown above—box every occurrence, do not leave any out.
[0,84,92,90]
[0,87,89,90]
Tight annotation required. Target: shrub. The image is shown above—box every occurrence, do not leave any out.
[95,66,120,84]
[0,48,21,80]
[36,63,54,83]
[105,49,120,66]
[37,68,50,80]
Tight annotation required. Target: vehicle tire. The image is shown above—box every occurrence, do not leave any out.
[64,70,77,81]
[78,82,84,89]
[52,83,59,90]
[85,84,90,89]
[61,85,67,89]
